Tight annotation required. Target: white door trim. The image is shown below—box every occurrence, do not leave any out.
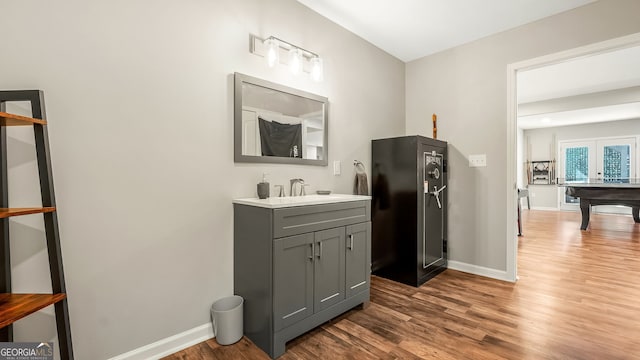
[506,32,640,283]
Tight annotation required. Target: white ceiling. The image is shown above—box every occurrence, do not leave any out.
[518,46,640,104]
[296,0,596,62]
[295,0,639,130]
[517,45,640,129]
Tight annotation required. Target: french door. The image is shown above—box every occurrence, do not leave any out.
[598,138,635,181]
[559,137,637,212]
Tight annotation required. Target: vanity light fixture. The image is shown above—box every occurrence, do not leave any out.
[310,57,323,82]
[250,34,324,82]
[289,48,303,75]
[264,37,280,68]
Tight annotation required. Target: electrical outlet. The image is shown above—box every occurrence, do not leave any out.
[333,160,341,175]
[468,154,487,167]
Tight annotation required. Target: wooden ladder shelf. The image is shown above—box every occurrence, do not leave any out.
[0,91,74,359]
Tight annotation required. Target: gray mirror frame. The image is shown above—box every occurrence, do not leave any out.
[234,72,329,166]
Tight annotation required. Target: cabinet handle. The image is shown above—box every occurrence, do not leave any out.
[309,243,314,261]
[317,241,322,258]
[348,234,354,251]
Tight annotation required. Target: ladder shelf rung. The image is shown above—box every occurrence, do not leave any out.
[0,111,47,126]
[0,207,56,219]
[0,293,67,328]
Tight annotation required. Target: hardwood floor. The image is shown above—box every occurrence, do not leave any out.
[164,210,640,359]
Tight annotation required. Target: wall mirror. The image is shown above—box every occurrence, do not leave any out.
[234,72,328,166]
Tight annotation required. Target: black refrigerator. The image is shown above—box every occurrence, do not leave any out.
[371,135,447,287]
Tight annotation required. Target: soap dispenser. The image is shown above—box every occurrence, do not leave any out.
[257,173,270,199]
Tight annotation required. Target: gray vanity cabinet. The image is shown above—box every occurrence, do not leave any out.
[273,233,314,331]
[274,227,346,332]
[345,223,371,298]
[234,199,371,359]
[312,227,346,312]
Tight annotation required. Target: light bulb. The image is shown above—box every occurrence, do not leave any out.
[264,38,279,68]
[289,48,303,75]
[310,57,323,82]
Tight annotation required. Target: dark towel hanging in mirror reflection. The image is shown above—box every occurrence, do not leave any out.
[258,117,303,158]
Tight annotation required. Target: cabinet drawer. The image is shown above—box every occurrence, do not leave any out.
[274,201,370,238]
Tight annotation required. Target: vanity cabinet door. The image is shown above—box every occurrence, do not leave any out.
[313,227,346,312]
[274,233,314,331]
[345,222,371,297]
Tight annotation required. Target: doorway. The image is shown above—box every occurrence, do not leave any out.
[506,32,640,282]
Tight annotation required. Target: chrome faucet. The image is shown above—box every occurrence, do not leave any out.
[289,178,305,196]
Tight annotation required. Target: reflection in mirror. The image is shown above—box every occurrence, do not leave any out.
[234,73,328,166]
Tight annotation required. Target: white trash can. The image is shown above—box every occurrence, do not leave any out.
[211,295,243,345]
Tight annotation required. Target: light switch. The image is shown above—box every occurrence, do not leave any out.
[469,154,487,167]
[333,160,341,175]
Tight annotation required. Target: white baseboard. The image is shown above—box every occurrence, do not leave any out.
[108,323,214,360]
[528,206,558,211]
[447,260,511,282]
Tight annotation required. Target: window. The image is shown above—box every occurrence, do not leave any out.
[602,145,631,182]
[559,137,637,211]
[565,146,589,182]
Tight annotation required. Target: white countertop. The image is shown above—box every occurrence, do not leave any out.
[233,194,371,209]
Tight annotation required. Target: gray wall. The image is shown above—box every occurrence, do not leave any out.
[0,0,404,358]
[406,0,640,272]
[523,118,640,208]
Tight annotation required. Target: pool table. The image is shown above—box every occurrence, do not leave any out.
[564,181,640,230]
